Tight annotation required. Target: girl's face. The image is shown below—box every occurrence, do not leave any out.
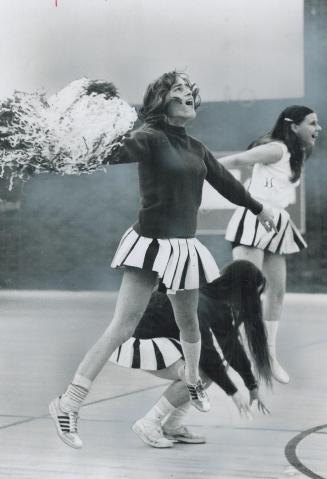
[292,112,322,149]
[165,76,196,126]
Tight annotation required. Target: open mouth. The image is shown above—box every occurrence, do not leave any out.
[167,96,194,107]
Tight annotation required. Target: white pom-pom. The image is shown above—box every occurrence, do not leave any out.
[48,80,137,173]
[0,78,138,187]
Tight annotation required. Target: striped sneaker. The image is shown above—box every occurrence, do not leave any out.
[163,425,206,444]
[178,366,210,412]
[49,397,82,449]
[132,418,174,448]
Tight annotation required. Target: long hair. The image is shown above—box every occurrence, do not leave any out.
[203,260,272,386]
[138,70,201,124]
[248,105,314,183]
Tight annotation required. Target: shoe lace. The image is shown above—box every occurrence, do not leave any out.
[187,380,206,401]
[68,411,79,433]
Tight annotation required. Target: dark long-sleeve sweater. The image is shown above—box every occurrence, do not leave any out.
[108,122,262,238]
[133,290,257,396]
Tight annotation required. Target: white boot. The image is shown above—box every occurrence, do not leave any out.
[265,320,290,384]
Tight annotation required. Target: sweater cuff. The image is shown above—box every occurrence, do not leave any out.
[248,198,263,215]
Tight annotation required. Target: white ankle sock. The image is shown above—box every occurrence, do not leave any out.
[180,338,201,384]
[60,375,91,413]
[143,397,176,423]
[163,403,190,431]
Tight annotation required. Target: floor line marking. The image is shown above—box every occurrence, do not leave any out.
[0,382,168,431]
[285,423,327,479]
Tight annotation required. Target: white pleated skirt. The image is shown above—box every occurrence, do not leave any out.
[111,227,220,292]
[225,207,307,254]
[109,336,183,370]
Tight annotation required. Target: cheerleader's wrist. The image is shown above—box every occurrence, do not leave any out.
[251,200,263,215]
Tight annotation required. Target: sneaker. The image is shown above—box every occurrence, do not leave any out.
[178,366,210,412]
[49,397,82,449]
[132,418,174,448]
[163,425,206,444]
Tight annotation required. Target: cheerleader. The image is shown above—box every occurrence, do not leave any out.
[110,260,271,448]
[220,106,321,384]
[49,71,275,448]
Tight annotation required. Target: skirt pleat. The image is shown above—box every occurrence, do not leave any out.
[171,239,189,292]
[111,228,139,267]
[225,207,307,254]
[153,239,172,276]
[184,240,200,290]
[111,227,220,292]
[139,339,158,370]
[109,337,183,371]
[112,337,135,367]
[123,236,153,268]
[162,239,180,289]
[193,239,220,283]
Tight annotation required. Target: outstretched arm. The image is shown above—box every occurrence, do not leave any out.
[200,331,253,419]
[103,128,152,165]
[218,143,284,169]
[213,326,270,415]
[199,322,239,396]
[204,148,276,232]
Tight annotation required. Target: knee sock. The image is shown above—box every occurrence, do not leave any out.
[162,402,190,431]
[143,396,176,423]
[180,338,201,384]
[59,374,92,413]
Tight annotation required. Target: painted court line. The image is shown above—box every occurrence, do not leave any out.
[0,382,168,431]
[285,423,327,479]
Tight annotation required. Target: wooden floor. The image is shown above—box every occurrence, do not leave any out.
[0,290,326,479]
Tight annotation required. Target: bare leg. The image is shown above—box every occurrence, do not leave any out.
[262,253,289,383]
[168,289,200,385]
[74,267,157,381]
[49,267,158,448]
[59,267,158,412]
[233,246,289,383]
[232,245,264,269]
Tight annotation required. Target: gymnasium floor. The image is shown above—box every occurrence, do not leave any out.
[0,291,326,479]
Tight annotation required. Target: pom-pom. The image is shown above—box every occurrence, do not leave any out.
[0,92,55,188]
[0,78,137,189]
[48,78,137,174]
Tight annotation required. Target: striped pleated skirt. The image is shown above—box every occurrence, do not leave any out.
[225,207,307,254]
[111,227,220,292]
[109,336,183,370]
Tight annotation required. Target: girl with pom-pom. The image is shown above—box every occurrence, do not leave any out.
[49,71,276,448]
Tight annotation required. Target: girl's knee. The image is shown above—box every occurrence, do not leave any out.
[265,282,285,302]
[104,316,139,342]
[180,318,199,336]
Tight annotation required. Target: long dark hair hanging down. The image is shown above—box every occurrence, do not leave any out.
[203,260,272,386]
[248,105,313,183]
